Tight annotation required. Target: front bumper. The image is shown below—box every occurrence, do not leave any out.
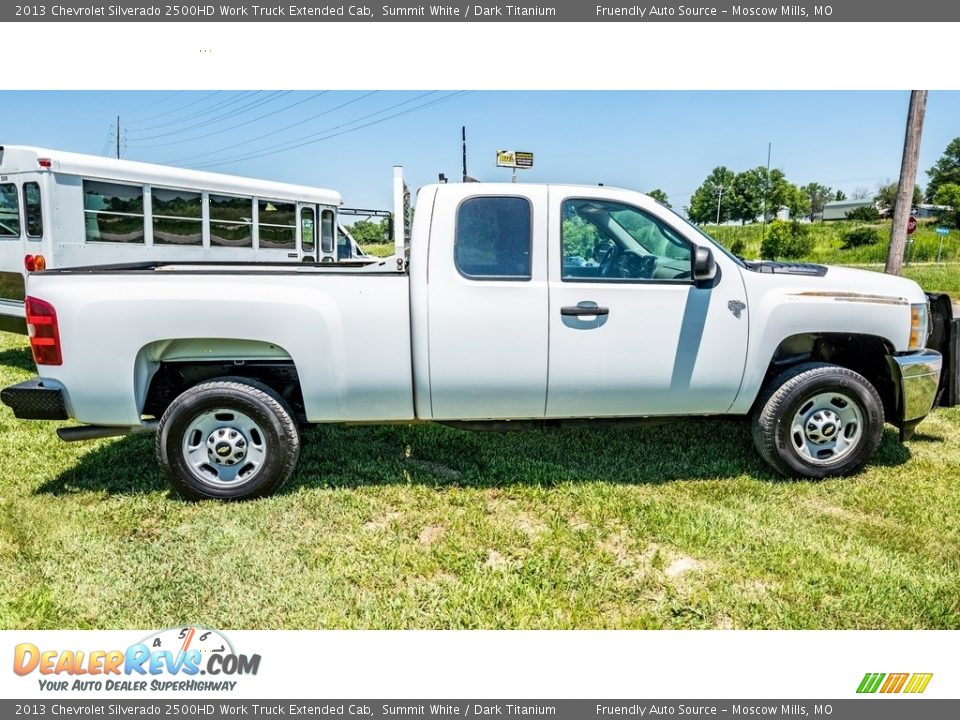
[0,378,69,420]
[888,350,942,438]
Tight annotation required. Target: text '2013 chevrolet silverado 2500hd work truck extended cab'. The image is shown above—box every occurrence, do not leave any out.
[1,168,948,499]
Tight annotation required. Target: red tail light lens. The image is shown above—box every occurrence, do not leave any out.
[25,296,62,366]
[24,254,47,272]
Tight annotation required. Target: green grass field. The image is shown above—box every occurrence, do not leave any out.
[2,331,959,630]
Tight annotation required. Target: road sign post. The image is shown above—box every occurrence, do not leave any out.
[936,226,950,262]
[905,214,918,265]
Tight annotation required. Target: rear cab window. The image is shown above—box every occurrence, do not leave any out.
[455,196,532,280]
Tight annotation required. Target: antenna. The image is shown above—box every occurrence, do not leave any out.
[461,126,478,182]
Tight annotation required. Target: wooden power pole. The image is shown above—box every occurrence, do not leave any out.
[885,90,928,276]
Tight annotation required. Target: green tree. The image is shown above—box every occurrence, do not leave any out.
[561,216,599,259]
[646,188,671,208]
[926,137,960,200]
[874,182,923,214]
[760,220,814,260]
[834,190,847,201]
[730,167,793,223]
[800,182,833,220]
[785,184,811,220]
[845,205,881,222]
[933,183,960,229]
[347,218,389,245]
[687,166,736,224]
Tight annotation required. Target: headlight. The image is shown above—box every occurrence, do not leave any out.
[909,302,930,350]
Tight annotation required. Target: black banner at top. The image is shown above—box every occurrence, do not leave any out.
[5,0,960,22]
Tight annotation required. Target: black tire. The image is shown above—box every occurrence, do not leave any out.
[156,377,300,500]
[751,362,884,479]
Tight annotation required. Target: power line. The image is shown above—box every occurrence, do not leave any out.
[121,91,185,117]
[123,91,223,126]
[190,91,470,170]
[167,91,381,165]
[127,91,268,136]
[132,92,328,149]
[185,91,437,167]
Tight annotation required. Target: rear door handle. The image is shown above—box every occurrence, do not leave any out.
[561,304,609,317]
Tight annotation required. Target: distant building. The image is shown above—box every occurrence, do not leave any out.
[915,204,950,219]
[822,199,877,221]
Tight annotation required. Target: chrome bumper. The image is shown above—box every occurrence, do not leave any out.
[888,350,942,432]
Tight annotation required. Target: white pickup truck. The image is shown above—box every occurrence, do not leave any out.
[1,171,949,499]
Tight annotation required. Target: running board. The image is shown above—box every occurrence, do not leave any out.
[57,421,159,442]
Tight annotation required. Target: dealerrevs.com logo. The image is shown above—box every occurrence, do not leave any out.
[857,672,933,694]
[13,627,260,692]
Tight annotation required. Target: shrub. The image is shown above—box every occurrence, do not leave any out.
[845,205,881,222]
[760,220,814,260]
[729,238,747,257]
[841,226,882,250]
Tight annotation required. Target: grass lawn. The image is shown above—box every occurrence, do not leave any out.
[1,332,959,630]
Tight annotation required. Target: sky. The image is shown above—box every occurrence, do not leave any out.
[2,90,959,213]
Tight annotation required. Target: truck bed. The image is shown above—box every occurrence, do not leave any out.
[26,261,414,426]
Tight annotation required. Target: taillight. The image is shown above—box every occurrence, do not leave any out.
[25,296,62,366]
[24,255,47,272]
[37,158,52,169]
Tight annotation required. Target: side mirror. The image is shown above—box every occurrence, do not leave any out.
[692,246,717,282]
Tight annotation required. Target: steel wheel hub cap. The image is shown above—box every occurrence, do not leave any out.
[182,409,267,486]
[805,409,841,444]
[790,392,863,466]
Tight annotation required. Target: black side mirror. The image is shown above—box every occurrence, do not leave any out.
[693,246,717,282]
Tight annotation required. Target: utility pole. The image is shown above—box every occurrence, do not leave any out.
[715,185,725,225]
[461,125,467,182]
[116,115,121,159]
[885,90,927,276]
[759,142,771,258]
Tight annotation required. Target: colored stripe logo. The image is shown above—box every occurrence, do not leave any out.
[857,672,933,694]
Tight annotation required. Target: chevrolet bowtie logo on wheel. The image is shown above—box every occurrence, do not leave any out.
[857,672,933,694]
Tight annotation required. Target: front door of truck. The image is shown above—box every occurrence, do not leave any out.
[546,191,749,418]
[426,185,549,420]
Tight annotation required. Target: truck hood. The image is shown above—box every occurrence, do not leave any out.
[744,261,927,305]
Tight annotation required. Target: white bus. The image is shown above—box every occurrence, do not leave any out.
[0,145,375,333]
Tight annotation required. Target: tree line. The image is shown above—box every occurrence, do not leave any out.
[673,136,960,229]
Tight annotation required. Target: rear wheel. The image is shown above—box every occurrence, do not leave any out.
[751,362,884,478]
[156,377,300,500]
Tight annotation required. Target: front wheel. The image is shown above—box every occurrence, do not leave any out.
[156,377,300,500]
[751,362,885,478]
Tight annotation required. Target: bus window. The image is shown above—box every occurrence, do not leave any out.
[24,182,42,238]
[258,199,296,249]
[301,207,315,254]
[83,180,144,244]
[210,194,253,248]
[0,184,20,238]
[321,209,335,254]
[152,188,202,246]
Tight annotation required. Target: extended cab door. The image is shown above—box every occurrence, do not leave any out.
[546,189,749,418]
[426,185,549,420]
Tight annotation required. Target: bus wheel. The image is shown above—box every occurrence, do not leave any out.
[156,377,300,500]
